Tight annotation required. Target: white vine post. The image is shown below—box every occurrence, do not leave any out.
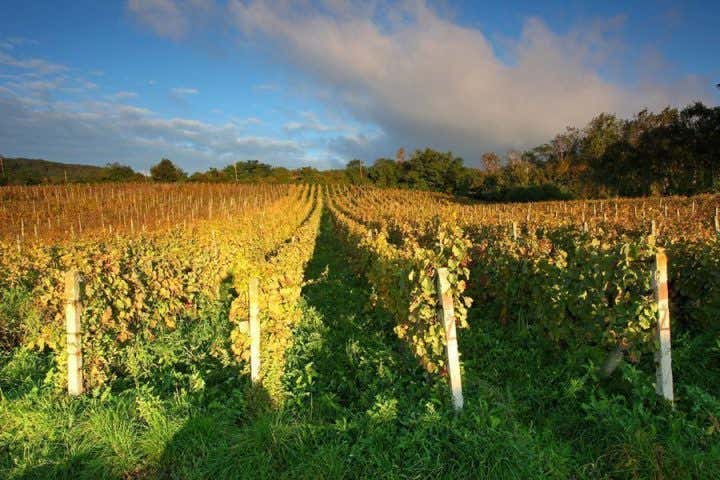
[65,270,83,396]
[436,268,463,410]
[248,277,261,384]
[652,249,674,402]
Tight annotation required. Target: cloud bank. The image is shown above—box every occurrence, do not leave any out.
[0,93,313,171]
[221,0,713,163]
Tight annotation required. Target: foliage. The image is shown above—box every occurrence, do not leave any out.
[1,183,719,480]
[1,182,288,245]
[332,186,720,366]
[401,148,467,194]
[229,187,322,401]
[468,226,658,360]
[0,184,312,390]
[0,157,144,185]
[481,102,720,200]
[0,287,36,353]
[669,237,720,333]
[150,158,187,183]
[328,187,472,373]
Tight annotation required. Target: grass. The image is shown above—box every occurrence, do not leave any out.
[1,211,718,478]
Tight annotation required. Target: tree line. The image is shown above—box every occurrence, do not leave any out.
[478,101,720,200]
[192,101,720,200]
[3,102,718,200]
[340,101,720,200]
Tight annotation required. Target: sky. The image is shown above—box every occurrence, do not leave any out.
[0,0,718,173]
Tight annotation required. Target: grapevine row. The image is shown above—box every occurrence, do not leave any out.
[0,184,316,391]
[328,186,720,376]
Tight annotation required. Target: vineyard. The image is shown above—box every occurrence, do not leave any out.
[1,183,719,479]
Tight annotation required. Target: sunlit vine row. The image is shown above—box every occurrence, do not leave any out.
[0,184,314,391]
[328,186,715,367]
[0,182,290,246]
[326,186,472,374]
[229,185,323,401]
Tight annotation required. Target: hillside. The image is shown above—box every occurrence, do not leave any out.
[0,157,142,185]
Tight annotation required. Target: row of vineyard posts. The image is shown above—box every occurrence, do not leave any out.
[62,241,674,408]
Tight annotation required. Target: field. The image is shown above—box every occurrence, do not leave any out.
[1,183,719,479]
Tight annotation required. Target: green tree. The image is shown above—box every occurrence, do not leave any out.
[190,167,225,182]
[222,160,273,182]
[297,166,321,184]
[345,159,367,184]
[101,163,141,182]
[368,158,400,187]
[150,158,186,182]
[404,148,465,194]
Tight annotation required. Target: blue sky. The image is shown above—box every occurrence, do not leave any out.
[0,0,717,172]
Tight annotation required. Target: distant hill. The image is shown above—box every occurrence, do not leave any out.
[0,156,143,185]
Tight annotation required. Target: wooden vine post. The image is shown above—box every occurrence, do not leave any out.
[65,270,83,396]
[248,277,261,384]
[652,249,674,402]
[436,268,463,410]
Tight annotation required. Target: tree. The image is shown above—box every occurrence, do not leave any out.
[297,166,321,184]
[150,158,186,182]
[582,113,623,161]
[368,158,400,187]
[101,163,141,182]
[504,152,534,187]
[345,159,367,184]
[222,160,273,181]
[550,127,581,167]
[405,148,465,194]
[481,152,500,173]
[190,167,225,182]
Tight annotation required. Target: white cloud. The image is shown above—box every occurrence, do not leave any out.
[284,112,336,134]
[24,80,62,91]
[108,91,139,101]
[170,86,199,96]
[1,70,103,99]
[128,0,189,40]
[128,0,218,40]
[0,37,39,50]
[223,0,713,163]
[229,116,264,127]
[0,51,68,74]
[0,93,312,171]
